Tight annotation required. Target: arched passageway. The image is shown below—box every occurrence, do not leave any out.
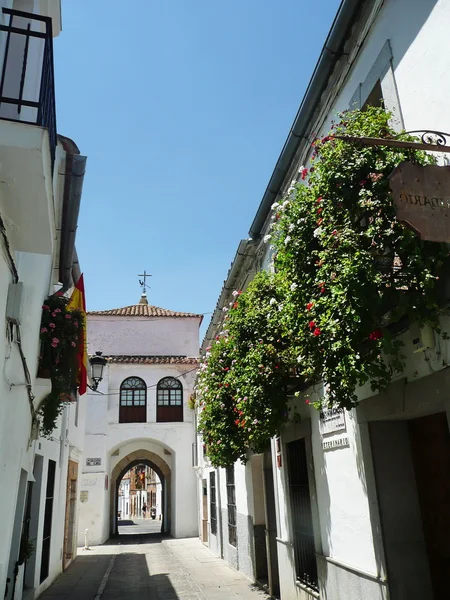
[110,450,171,538]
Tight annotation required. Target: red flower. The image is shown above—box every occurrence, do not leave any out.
[320,286,326,293]
[309,321,316,330]
[332,229,338,236]
[275,365,279,369]
[233,302,238,309]
[317,218,323,226]
[313,328,321,336]
[305,399,310,405]
[317,207,323,215]
[306,302,314,311]
[301,168,308,180]
[360,179,367,187]
[225,383,229,387]
[316,197,322,204]
[235,420,240,426]
[369,329,383,341]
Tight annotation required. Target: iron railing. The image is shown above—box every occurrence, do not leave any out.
[287,438,319,592]
[0,8,57,168]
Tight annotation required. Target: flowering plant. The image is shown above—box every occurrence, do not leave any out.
[197,272,293,467]
[38,294,84,435]
[271,106,448,408]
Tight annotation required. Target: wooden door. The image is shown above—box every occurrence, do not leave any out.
[409,412,450,599]
[63,460,78,569]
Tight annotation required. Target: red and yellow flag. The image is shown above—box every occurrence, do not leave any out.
[67,274,88,396]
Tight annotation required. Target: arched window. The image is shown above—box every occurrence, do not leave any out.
[157,377,183,422]
[119,377,147,423]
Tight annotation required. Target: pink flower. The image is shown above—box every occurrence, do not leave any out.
[49,323,56,329]
[51,337,60,347]
[65,314,72,319]
[51,312,56,317]
[332,229,338,236]
[301,168,308,180]
[42,304,50,310]
[71,341,77,347]
[54,308,61,313]
[40,327,48,333]
[305,399,310,404]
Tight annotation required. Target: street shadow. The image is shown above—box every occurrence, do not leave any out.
[117,519,135,526]
[103,532,168,546]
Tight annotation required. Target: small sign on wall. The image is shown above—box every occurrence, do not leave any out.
[319,407,346,436]
[322,436,350,451]
[86,457,101,466]
[80,491,89,503]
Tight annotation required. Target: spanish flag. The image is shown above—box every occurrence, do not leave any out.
[67,274,88,396]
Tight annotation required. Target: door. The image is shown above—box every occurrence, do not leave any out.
[63,460,78,569]
[409,412,450,599]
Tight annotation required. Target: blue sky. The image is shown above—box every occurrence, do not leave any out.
[54,0,341,338]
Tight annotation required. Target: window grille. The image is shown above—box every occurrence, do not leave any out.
[209,472,217,535]
[226,466,237,546]
[286,439,318,591]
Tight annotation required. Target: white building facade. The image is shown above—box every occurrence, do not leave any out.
[0,2,89,599]
[196,2,450,600]
[77,295,201,545]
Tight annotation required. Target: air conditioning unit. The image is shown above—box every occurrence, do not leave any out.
[6,282,24,325]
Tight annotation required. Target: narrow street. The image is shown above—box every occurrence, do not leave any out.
[39,536,271,600]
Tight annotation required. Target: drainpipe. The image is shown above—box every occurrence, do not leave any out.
[57,135,87,290]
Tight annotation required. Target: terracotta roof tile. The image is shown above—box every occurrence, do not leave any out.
[103,355,199,365]
[88,304,202,318]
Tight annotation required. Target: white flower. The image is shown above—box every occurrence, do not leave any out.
[313,227,323,238]
[263,234,271,243]
[232,290,239,297]
[271,202,280,211]
[297,218,305,224]
[269,298,277,305]
[284,236,291,245]
[288,223,295,232]
[297,164,305,174]
[290,282,298,291]
[222,306,228,312]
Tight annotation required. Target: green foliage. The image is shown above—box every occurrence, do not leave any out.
[197,272,293,467]
[38,294,83,436]
[197,107,448,465]
[272,107,448,408]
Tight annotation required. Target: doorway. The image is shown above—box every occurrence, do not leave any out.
[263,451,279,598]
[370,413,450,600]
[63,460,78,569]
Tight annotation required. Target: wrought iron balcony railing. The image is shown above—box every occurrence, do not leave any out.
[0,8,57,168]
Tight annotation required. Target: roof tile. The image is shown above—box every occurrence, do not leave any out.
[88,304,202,318]
[103,355,199,365]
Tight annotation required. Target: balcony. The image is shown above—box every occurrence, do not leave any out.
[0,8,57,167]
[0,8,57,255]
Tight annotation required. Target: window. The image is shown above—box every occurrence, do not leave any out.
[157,377,182,406]
[226,466,236,547]
[157,377,183,422]
[40,460,56,583]
[210,472,217,535]
[286,439,318,591]
[119,377,147,423]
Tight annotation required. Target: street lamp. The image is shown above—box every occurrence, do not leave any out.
[89,351,107,391]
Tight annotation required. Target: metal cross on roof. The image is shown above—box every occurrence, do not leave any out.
[138,270,152,293]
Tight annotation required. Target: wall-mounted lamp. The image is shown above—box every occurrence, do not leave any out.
[89,351,107,391]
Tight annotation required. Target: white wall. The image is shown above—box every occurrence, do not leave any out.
[88,315,200,357]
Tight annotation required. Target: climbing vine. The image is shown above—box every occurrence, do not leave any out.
[197,107,449,465]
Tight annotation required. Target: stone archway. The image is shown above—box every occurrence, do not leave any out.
[110,450,171,537]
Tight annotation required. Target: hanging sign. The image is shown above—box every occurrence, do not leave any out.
[319,406,346,436]
[389,162,450,243]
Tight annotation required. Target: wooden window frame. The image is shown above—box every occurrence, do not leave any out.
[157,377,183,422]
[119,377,147,423]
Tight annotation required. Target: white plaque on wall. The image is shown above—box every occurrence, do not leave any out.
[319,407,346,436]
[86,457,101,466]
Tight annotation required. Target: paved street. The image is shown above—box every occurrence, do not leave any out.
[40,536,270,600]
[118,517,162,536]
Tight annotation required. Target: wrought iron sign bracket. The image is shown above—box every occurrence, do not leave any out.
[332,130,450,154]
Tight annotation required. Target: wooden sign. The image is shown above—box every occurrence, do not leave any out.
[389,162,450,243]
